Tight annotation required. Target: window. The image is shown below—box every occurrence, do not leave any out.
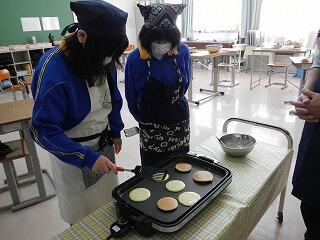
[193,0,242,32]
[260,0,320,47]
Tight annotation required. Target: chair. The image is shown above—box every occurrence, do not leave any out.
[265,52,292,90]
[233,44,248,72]
[0,69,30,100]
[0,69,12,91]
[216,52,238,88]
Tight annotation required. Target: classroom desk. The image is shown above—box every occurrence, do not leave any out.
[52,118,293,240]
[250,47,311,90]
[183,40,234,49]
[189,49,238,105]
[0,99,55,211]
[289,56,313,95]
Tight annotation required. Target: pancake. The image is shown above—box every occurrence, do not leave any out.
[157,197,178,211]
[193,171,214,183]
[175,162,192,173]
[153,173,169,182]
[178,192,201,207]
[165,180,185,192]
[129,188,151,202]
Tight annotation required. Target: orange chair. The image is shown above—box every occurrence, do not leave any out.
[0,69,29,100]
[0,69,10,80]
[0,69,12,91]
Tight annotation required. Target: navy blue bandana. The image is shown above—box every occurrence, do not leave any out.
[137,3,185,30]
[70,0,128,36]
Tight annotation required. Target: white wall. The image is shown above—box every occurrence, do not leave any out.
[105,0,137,46]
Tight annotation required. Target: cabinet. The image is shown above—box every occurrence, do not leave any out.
[0,46,54,84]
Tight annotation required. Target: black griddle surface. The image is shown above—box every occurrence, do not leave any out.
[115,155,228,224]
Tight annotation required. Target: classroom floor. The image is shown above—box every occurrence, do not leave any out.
[0,67,306,240]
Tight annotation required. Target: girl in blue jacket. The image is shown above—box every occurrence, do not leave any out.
[125,3,191,166]
[30,0,128,224]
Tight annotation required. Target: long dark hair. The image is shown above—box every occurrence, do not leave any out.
[64,31,128,87]
[139,26,181,53]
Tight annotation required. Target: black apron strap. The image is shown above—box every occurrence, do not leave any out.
[70,125,113,151]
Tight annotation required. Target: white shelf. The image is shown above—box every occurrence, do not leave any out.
[15,61,30,65]
[0,46,54,80]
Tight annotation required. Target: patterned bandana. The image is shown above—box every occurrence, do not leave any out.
[137,3,186,30]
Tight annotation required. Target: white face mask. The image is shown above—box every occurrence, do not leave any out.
[103,56,112,66]
[151,42,172,55]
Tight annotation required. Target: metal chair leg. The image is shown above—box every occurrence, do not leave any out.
[265,70,273,87]
[277,187,286,223]
[281,67,288,90]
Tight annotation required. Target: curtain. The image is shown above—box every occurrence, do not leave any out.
[240,0,264,38]
[181,0,193,38]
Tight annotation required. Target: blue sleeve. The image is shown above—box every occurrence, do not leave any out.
[125,54,140,121]
[108,69,124,138]
[30,81,100,169]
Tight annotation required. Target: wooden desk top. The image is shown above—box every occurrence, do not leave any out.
[0,99,34,126]
[289,56,313,69]
[191,48,238,60]
[253,47,311,54]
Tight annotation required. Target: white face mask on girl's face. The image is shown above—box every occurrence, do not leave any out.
[151,42,172,55]
[103,56,112,66]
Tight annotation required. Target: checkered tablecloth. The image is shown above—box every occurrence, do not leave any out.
[52,136,293,240]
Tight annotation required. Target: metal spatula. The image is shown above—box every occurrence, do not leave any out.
[116,165,168,182]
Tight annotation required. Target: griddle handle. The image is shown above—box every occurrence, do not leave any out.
[222,117,293,149]
[131,215,155,236]
[197,155,219,164]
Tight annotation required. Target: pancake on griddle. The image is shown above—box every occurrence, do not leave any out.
[129,188,151,202]
[165,180,185,192]
[193,171,214,183]
[178,192,201,207]
[157,197,178,211]
[175,162,192,173]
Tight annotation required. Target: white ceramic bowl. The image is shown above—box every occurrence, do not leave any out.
[206,44,222,53]
[219,133,256,158]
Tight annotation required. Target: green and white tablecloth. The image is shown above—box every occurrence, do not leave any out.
[52,136,293,240]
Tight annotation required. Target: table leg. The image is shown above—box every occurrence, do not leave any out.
[250,53,254,89]
[199,57,224,97]
[2,161,21,206]
[188,61,194,102]
[231,52,237,86]
[259,50,263,84]
[188,56,224,106]
[21,120,47,199]
[299,70,307,95]
[277,187,286,223]
[19,130,34,175]
[213,57,218,92]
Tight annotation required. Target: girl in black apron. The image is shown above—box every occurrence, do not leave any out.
[126,3,190,166]
[139,56,190,166]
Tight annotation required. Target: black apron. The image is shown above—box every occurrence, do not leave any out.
[292,77,320,210]
[139,56,190,166]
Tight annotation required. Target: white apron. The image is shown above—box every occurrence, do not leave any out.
[50,79,118,224]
